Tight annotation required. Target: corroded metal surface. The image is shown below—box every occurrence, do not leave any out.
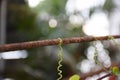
[0,35,120,52]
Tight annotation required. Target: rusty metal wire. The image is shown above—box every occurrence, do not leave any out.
[0,35,120,52]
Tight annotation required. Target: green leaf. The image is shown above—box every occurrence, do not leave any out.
[110,66,120,75]
[69,74,80,80]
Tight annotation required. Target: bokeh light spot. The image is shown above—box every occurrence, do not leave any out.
[49,19,57,28]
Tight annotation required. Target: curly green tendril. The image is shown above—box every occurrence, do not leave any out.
[57,38,63,80]
[108,36,120,75]
[93,36,120,76]
[93,37,109,72]
[93,42,109,72]
[108,36,120,46]
[93,45,98,64]
[93,37,100,65]
[93,41,102,66]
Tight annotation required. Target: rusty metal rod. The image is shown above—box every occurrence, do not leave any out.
[0,35,120,52]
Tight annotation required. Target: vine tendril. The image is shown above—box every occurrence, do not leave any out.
[108,35,120,46]
[93,37,99,65]
[93,37,109,73]
[108,36,120,75]
[57,38,63,80]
